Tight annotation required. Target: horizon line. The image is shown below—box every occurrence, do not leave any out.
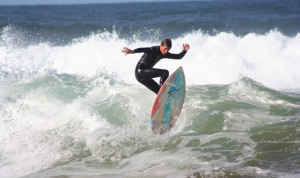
[0,0,207,6]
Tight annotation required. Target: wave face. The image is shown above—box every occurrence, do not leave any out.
[1,1,300,177]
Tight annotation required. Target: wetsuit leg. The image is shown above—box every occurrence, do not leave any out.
[135,68,169,94]
[139,79,160,94]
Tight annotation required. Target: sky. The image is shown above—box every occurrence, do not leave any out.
[0,0,189,6]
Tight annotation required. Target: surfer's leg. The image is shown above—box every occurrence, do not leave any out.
[136,68,169,85]
[138,79,160,94]
[135,68,169,94]
[139,68,168,79]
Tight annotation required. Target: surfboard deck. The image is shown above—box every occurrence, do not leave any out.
[150,66,186,135]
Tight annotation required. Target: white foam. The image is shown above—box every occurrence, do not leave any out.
[1,27,300,91]
[0,93,108,177]
[2,26,299,178]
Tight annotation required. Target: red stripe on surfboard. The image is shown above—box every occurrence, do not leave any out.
[151,82,166,117]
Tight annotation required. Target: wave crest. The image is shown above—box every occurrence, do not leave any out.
[1,26,300,90]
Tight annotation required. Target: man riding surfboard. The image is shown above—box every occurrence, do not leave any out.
[122,38,190,94]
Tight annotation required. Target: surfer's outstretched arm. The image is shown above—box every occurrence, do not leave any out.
[165,44,190,60]
[122,47,155,55]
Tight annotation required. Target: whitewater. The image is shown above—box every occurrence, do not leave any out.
[1,25,300,91]
[1,1,300,177]
[1,25,300,177]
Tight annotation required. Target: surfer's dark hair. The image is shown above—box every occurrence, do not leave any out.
[161,38,172,48]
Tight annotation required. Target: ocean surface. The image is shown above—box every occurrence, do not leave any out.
[1,0,300,177]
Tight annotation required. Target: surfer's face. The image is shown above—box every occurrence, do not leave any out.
[160,45,170,55]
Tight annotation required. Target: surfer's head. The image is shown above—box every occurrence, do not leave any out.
[160,38,172,55]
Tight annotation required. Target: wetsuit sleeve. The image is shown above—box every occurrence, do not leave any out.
[133,47,156,53]
[165,50,187,60]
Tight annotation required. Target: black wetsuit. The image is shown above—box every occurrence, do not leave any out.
[134,46,186,94]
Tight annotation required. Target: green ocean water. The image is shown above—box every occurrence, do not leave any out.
[1,74,299,177]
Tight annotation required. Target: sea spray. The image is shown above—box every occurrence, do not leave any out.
[1,27,300,91]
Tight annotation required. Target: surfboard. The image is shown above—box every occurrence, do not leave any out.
[150,66,186,135]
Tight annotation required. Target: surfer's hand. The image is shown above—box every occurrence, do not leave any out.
[183,44,190,52]
[121,47,134,55]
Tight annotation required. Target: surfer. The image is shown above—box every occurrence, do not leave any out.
[122,38,190,94]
